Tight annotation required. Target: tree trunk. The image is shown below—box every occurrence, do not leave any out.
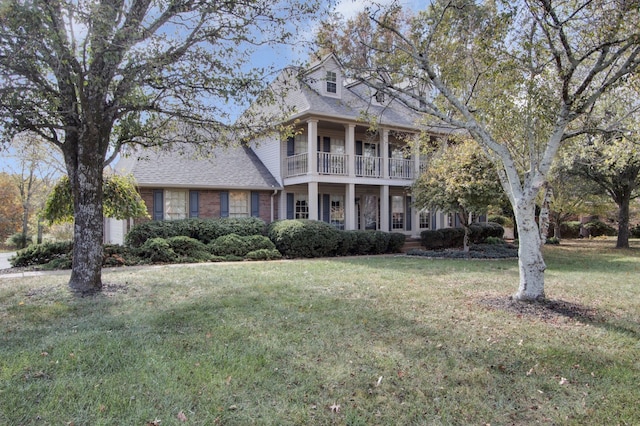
[66,147,105,295]
[538,183,553,248]
[616,195,631,249]
[513,197,546,301]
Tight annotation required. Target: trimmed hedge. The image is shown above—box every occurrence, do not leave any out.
[559,221,582,238]
[267,219,341,258]
[125,217,266,247]
[10,241,74,268]
[420,222,504,249]
[334,230,405,256]
[584,220,617,237]
[208,234,276,257]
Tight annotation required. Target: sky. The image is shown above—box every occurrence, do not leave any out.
[0,0,425,175]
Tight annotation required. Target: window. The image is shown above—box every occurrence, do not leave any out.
[326,71,337,94]
[165,190,188,220]
[391,196,404,230]
[419,210,431,229]
[295,195,309,219]
[229,191,249,217]
[330,195,344,230]
[375,91,385,103]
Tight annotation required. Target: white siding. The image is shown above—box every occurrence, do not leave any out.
[251,134,283,185]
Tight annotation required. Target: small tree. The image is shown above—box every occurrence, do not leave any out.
[413,139,505,252]
[43,174,149,224]
[0,172,22,243]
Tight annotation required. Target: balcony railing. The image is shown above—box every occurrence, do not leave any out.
[389,158,414,179]
[285,153,308,177]
[318,152,348,175]
[284,153,423,180]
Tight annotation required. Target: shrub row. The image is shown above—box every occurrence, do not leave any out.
[420,222,504,249]
[125,217,266,247]
[267,220,405,258]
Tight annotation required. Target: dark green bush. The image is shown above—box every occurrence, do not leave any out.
[10,241,74,267]
[387,233,406,253]
[336,231,359,255]
[267,219,340,258]
[6,232,32,249]
[209,234,252,257]
[469,222,504,243]
[485,236,505,245]
[137,238,176,263]
[166,236,211,262]
[584,220,617,237]
[421,227,466,249]
[125,217,266,247]
[487,215,514,228]
[245,249,283,261]
[545,237,560,245]
[559,221,582,238]
[103,244,140,267]
[630,224,640,238]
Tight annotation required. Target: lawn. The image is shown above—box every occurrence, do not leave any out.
[1,239,639,425]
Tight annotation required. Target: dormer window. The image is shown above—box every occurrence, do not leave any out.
[375,91,385,103]
[326,71,337,94]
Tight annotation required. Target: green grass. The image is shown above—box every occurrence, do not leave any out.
[1,239,639,425]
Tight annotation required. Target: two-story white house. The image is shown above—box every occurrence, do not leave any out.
[105,54,458,244]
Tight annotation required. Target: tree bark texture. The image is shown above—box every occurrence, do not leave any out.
[616,195,631,249]
[513,198,546,301]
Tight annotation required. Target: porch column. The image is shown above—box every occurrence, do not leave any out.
[308,181,319,221]
[412,202,421,238]
[345,124,356,177]
[345,183,356,230]
[380,185,390,232]
[413,134,421,179]
[308,119,318,176]
[381,128,389,179]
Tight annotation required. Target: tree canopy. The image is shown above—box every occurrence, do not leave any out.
[0,0,326,294]
[317,0,640,301]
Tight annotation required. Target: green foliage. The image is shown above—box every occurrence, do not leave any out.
[137,238,176,264]
[42,175,149,224]
[9,241,74,268]
[388,232,407,253]
[485,236,505,245]
[208,234,252,257]
[630,224,640,238]
[584,220,617,237]
[166,236,211,262]
[125,217,266,248]
[267,220,340,258]
[420,228,465,250]
[245,249,283,261]
[102,244,140,267]
[468,222,504,243]
[545,237,560,245]
[413,140,505,224]
[335,230,405,256]
[6,232,32,249]
[487,215,513,228]
[560,221,582,239]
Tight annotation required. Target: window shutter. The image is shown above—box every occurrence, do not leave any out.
[220,191,229,217]
[389,198,392,230]
[251,191,260,217]
[286,193,294,219]
[153,190,164,221]
[405,196,412,231]
[323,194,330,223]
[318,194,322,220]
[323,136,330,152]
[189,191,199,218]
[287,136,295,157]
[355,141,363,155]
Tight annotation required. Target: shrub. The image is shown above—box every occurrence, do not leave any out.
[209,233,252,257]
[137,238,176,263]
[335,230,359,256]
[267,219,340,258]
[10,241,74,267]
[125,217,266,247]
[6,232,33,249]
[469,222,504,243]
[485,236,505,245]
[370,231,391,254]
[559,221,582,238]
[166,236,211,262]
[630,224,640,238]
[546,237,560,245]
[488,215,514,228]
[103,244,140,267]
[583,220,617,237]
[245,249,283,261]
[387,233,406,253]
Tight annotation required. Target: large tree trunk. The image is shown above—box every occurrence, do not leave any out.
[615,195,631,249]
[513,197,546,301]
[65,142,105,295]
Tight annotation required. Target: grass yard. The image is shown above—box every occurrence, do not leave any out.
[1,239,639,425]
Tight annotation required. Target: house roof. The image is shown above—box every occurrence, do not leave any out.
[114,144,281,190]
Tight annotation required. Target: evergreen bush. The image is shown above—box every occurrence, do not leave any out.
[166,236,211,262]
[137,238,176,263]
[387,233,407,253]
[584,220,617,237]
[245,249,283,261]
[10,241,74,267]
[267,219,340,258]
[560,221,582,238]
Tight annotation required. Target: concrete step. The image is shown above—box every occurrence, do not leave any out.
[400,238,422,253]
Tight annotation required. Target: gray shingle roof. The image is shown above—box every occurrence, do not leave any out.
[115,145,281,190]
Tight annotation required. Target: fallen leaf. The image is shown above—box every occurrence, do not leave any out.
[376,376,383,387]
[330,403,340,413]
[559,377,568,385]
[177,411,187,422]
[225,376,232,385]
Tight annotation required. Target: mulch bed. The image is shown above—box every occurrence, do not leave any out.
[479,296,601,323]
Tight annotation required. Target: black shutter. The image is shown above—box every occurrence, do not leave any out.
[153,190,164,221]
[356,141,363,155]
[220,192,229,217]
[251,191,260,217]
[323,136,330,152]
[189,191,199,218]
[323,194,330,223]
[286,193,294,219]
[405,196,412,231]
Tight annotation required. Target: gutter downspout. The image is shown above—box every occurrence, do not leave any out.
[271,189,279,222]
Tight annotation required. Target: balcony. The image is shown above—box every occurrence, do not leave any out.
[285,153,425,180]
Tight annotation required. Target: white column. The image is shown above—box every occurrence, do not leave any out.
[308,181,319,221]
[380,185,389,232]
[308,119,318,176]
[412,200,421,238]
[413,134,421,179]
[345,183,356,230]
[345,124,356,177]
[381,128,389,179]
